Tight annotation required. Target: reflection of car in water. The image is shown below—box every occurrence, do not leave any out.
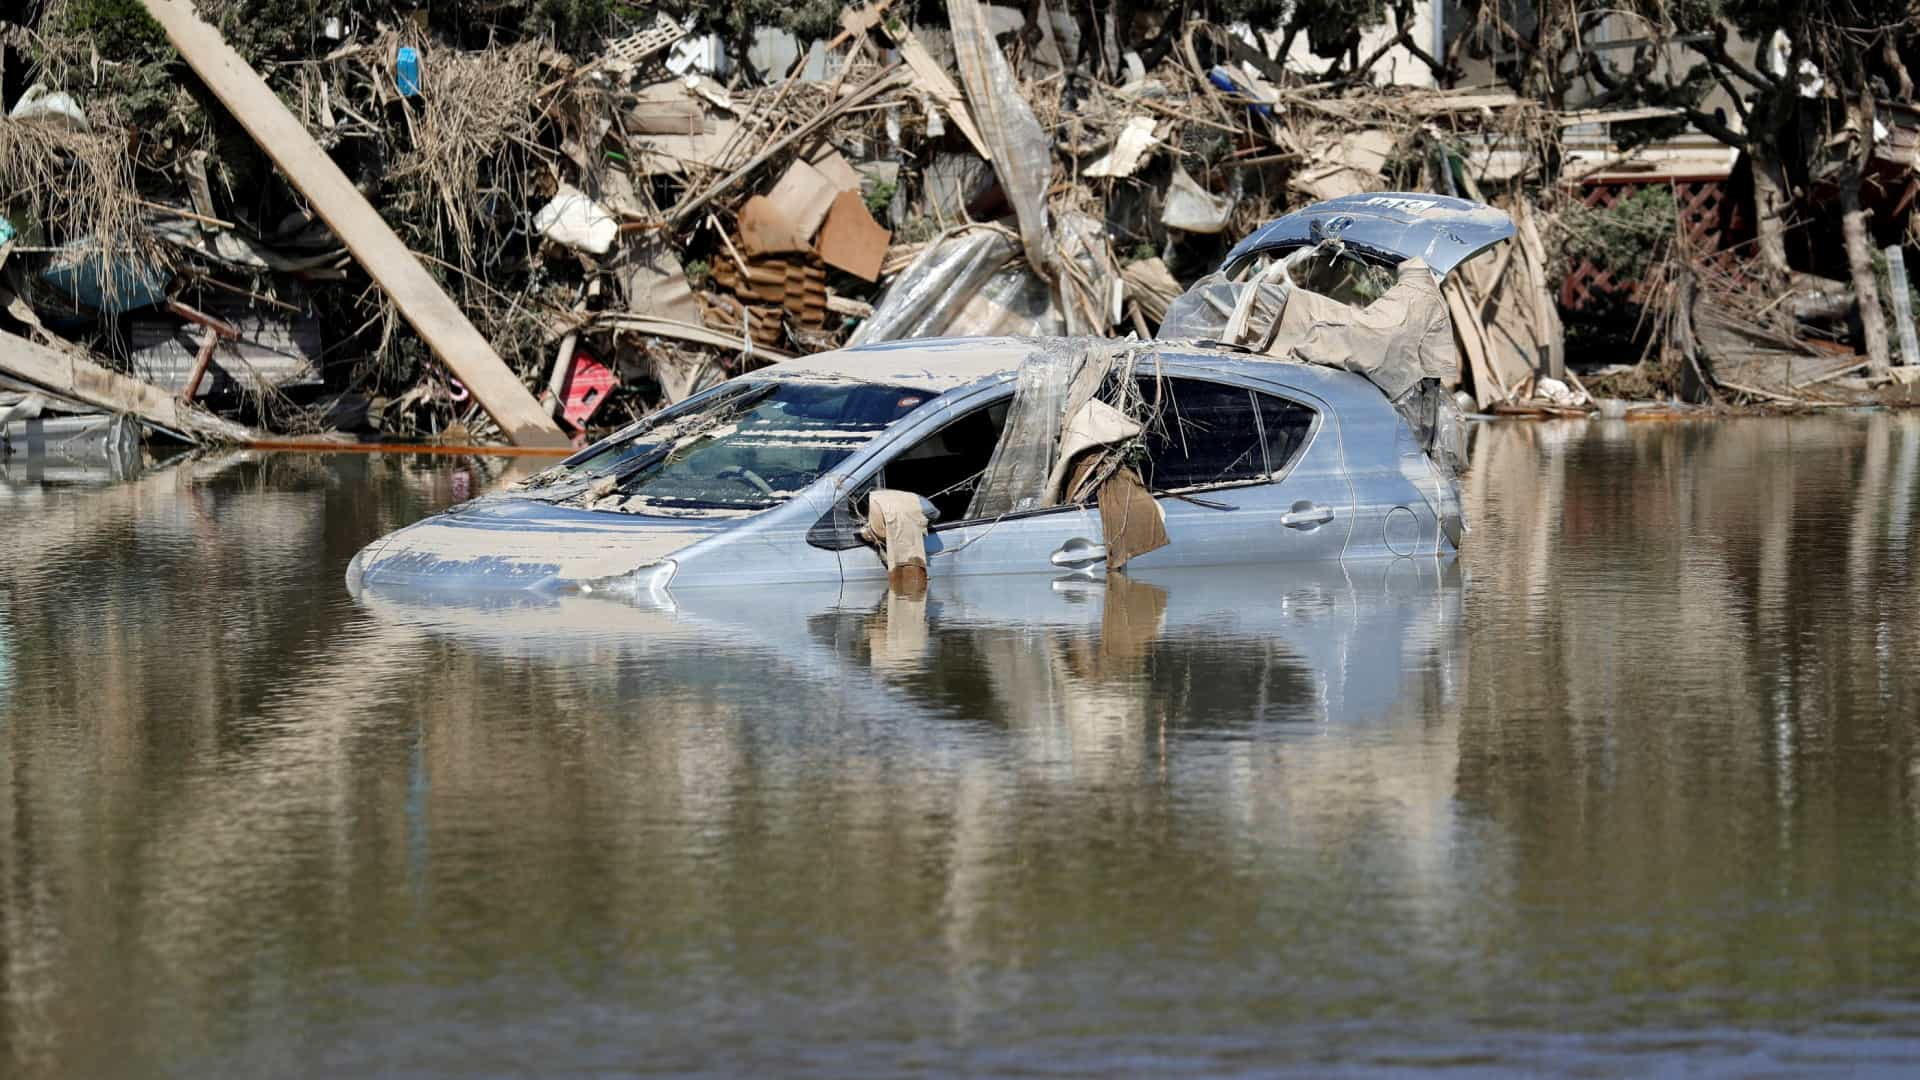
[349,194,1510,596]
[349,560,1461,729]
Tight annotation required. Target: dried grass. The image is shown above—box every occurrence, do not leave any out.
[0,116,164,301]
[387,40,550,276]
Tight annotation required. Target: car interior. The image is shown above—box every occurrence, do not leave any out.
[852,376,1320,530]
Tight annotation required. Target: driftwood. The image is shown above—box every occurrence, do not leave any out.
[0,328,256,443]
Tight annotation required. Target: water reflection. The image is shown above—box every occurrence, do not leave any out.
[1,417,1918,1074]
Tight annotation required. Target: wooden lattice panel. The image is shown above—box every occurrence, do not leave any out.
[604,15,684,66]
[1559,178,1747,311]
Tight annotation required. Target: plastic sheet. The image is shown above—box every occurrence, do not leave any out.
[1161,164,1232,234]
[1054,211,1120,334]
[1158,250,1455,404]
[1277,258,1456,400]
[966,340,1141,519]
[945,269,1065,338]
[1393,380,1469,547]
[1157,272,1288,343]
[948,0,1056,277]
[534,184,619,255]
[849,228,1017,344]
[966,345,1070,519]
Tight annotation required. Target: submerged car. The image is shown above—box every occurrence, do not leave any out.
[349,194,1512,595]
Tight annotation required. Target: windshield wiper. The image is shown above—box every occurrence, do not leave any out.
[607,443,673,485]
[643,496,773,510]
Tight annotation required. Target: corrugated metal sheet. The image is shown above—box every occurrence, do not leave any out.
[127,302,323,398]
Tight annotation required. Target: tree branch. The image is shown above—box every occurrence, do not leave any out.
[1275,9,1304,72]
[1394,0,1455,86]
[1709,63,1752,126]
[1679,105,1749,149]
[1586,50,1748,149]
[1344,4,1436,85]
[1883,31,1915,102]
[1702,24,1779,92]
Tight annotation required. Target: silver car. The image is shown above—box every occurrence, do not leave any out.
[349,194,1504,596]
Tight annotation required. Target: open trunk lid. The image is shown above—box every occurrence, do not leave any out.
[1221,192,1514,279]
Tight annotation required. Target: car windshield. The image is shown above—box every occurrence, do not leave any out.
[563,380,933,513]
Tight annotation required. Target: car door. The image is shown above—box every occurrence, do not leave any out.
[819,387,1107,583]
[1120,373,1354,571]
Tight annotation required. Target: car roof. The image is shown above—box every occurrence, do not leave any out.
[756,337,1038,391]
[754,335,1392,415]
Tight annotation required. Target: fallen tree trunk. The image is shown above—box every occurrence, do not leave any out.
[0,329,256,443]
[1841,91,1893,381]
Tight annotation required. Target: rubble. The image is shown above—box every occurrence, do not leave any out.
[0,0,1913,457]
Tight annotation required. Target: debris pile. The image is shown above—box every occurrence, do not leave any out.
[1,2,1913,458]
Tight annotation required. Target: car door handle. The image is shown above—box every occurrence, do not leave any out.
[1050,538,1108,567]
[1281,502,1335,529]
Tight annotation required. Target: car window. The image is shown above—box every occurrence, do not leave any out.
[1257,393,1316,475]
[1135,376,1316,491]
[866,398,1012,525]
[584,381,932,512]
[1137,377,1264,490]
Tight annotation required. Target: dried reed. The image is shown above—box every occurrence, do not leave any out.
[0,115,165,306]
[387,40,549,276]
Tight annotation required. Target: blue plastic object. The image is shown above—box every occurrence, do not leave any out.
[39,246,170,314]
[396,46,422,97]
[1207,65,1273,120]
[0,215,14,247]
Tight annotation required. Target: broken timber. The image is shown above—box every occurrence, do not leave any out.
[885,26,993,161]
[138,0,568,448]
[0,329,255,444]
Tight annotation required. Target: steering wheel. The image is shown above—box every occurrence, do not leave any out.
[715,464,775,496]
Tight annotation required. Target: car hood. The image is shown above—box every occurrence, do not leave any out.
[347,497,733,593]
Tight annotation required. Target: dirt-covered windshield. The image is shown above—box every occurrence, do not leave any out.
[537,380,932,514]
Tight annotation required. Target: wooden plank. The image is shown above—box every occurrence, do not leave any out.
[1443,276,1504,408]
[0,329,255,443]
[1556,105,1685,127]
[886,27,993,161]
[1511,199,1566,379]
[829,0,893,49]
[1887,245,1919,369]
[1406,91,1523,115]
[138,0,567,448]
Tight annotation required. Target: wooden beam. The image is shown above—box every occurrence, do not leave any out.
[1887,245,1919,370]
[883,26,992,161]
[138,0,568,448]
[0,329,256,443]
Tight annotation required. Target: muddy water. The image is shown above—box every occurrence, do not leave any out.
[3,416,1919,1076]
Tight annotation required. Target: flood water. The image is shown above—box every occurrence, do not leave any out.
[4,415,1920,1076]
